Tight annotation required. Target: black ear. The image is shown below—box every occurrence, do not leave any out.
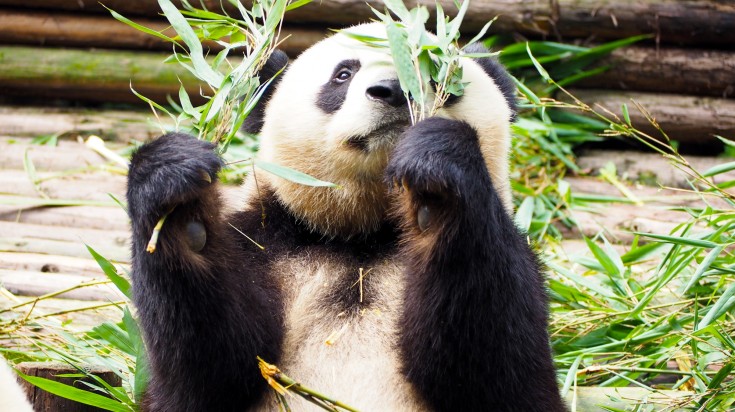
[463,43,518,122]
[241,49,290,134]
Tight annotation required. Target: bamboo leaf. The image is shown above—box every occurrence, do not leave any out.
[86,245,131,299]
[158,0,223,86]
[16,371,131,412]
[254,160,338,187]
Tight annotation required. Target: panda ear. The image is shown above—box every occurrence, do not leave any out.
[241,49,290,134]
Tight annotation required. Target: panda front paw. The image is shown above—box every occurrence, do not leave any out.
[385,117,490,232]
[386,117,487,198]
[127,133,222,221]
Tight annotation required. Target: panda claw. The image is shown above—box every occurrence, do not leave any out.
[199,169,212,184]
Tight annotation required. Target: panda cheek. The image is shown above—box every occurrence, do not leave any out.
[185,221,207,252]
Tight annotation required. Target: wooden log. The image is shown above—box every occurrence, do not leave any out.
[0,169,126,202]
[15,362,122,412]
[564,89,735,144]
[0,9,327,56]
[0,107,166,141]
[0,46,199,104]
[0,0,732,46]
[577,46,735,98]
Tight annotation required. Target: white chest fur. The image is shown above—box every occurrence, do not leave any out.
[252,253,428,411]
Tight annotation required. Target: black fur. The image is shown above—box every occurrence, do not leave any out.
[127,133,284,411]
[241,50,290,134]
[316,59,361,114]
[386,118,564,411]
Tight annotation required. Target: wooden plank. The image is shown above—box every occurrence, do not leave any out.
[0,205,129,232]
[0,0,732,45]
[0,252,127,278]
[0,269,125,301]
[0,169,126,201]
[577,46,735,98]
[0,107,165,141]
[0,220,130,262]
[565,89,735,144]
[575,150,735,190]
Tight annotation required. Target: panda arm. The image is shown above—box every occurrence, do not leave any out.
[127,134,282,411]
[386,118,564,412]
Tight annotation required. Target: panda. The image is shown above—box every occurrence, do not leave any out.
[0,359,34,412]
[126,23,565,411]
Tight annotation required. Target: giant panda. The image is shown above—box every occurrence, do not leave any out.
[126,22,565,411]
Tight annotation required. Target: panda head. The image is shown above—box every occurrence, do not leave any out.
[249,23,515,239]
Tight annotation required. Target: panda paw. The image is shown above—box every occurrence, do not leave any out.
[385,117,486,200]
[127,133,222,220]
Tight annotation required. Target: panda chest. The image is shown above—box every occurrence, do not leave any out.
[266,251,424,410]
[275,250,406,346]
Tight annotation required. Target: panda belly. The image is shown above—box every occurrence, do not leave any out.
[251,254,428,411]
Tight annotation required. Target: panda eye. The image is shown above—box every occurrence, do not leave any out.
[334,68,352,83]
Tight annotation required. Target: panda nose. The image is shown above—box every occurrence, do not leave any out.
[366,79,406,107]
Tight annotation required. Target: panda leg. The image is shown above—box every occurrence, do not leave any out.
[386,118,565,412]
[127,133,282,411]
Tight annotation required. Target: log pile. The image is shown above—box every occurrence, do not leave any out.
[0,0,732,143]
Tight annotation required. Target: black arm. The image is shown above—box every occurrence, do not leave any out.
[386,118,564,412]
[127,133,283,411]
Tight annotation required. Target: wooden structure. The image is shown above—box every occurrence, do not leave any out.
[0,1,732,410]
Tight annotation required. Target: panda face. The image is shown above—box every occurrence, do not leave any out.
[258,24,412,184]
[254,22,513,237]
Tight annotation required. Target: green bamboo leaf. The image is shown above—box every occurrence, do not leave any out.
[464,18,496,49]
[286,0,313,11]
[16,371,131,412]
[514,196,535,233]
[682,245,724,292]
[158,0,223,86]
[621,103,631,125]
[385,20,421,102]
[86,245,131,299]
[526,42,552,83]
[254,160,338,187]
[105,6,177,44]
[446,0,469,42]
[635,232,722,248]
[697,281,735,330]
[702,161,735,177]
[707,362,734,389]
[382,0,411,20]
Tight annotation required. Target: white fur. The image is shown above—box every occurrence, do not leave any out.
[0,360,34,412]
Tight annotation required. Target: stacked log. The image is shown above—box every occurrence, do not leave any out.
[0,1,732,143]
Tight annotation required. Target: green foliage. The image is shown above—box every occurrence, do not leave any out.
[344,0,494,124]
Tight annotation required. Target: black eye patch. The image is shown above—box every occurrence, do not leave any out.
[317,59,361,114]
